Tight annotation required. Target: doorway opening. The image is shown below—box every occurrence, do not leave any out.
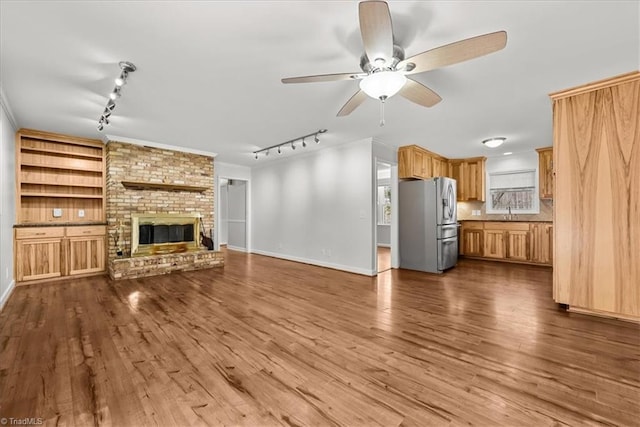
[219,178,248,252]
[376,162,392,273]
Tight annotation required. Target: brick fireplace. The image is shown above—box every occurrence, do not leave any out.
[105,141,223,279]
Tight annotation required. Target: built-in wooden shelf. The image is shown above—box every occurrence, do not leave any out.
[21,147,103,159]
[121,180,209,192]
[21,192,103,199]
[20,161,102,172]
[21,180,103,189]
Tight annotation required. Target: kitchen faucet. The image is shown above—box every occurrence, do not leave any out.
[507,206,512,221]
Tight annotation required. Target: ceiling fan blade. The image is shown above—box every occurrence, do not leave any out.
[359,0,394,66]
[337,90,368,117]
[398,78,442,108]
[282,72,366,84]
[398,31,507,75]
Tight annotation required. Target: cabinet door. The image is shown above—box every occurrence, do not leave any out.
[15,239,63,281]
[462,229,483,256]
[483,230,505,258]
[465,159,486,201]
[449,161,465,200]
[546,224,553,265]
[537,148,554,199]
[506,230,530,261]
[69,236,106,276]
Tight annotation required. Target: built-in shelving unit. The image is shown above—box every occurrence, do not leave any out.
[121,180,208,192]
[16,129,105,224]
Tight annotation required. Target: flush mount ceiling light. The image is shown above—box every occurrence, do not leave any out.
[253,129,327,160]
[482,137,506,148]
[97,61,136,131]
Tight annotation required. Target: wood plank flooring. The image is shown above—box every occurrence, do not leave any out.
[1,250,639,426]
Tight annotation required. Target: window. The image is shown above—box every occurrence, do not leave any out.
[377,185,391,225]
[487,169,538,214]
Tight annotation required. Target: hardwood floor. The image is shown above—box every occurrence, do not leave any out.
[1,250,639,426]
[377,246,391,273]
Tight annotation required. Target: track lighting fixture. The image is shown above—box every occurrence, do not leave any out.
[97,61,136,132]
[252,129,327,160]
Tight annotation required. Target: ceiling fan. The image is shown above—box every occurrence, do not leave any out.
[282,0,507,124]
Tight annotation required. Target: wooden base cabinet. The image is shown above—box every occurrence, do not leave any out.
[15,225,106,283]
[15,227,65,282]
[461,221,550,266]
[461,222,483,257]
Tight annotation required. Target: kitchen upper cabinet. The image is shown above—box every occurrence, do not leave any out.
[398,145,450,180]
[551,71,640,321]
[449,157,486,202]
[536,147,554,199]
[399,145,430,179]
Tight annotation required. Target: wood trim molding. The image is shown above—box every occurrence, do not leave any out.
[549,71,640,100]
[17,128,103,147]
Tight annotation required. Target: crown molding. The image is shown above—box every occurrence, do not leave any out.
[0,86,19,130]
[104,134,218,157]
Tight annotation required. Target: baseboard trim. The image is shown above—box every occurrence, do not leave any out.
[251,249,376,276]
[377,244,391,248]
[0,280,16,312]
[226,245,247,252]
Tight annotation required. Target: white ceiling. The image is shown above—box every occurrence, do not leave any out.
[1,1,638,166]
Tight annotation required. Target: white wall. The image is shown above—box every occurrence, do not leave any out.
[219,180,228,244]
[251,138,375,275]
[0,92,17,309]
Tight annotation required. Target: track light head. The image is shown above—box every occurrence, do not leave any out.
[103,109,111,118]
[97,122,104,131]
[265,149,270,156]
[101,115,110,125]
[109,88,120,100]
[314,134,320,143]
[278,146,282,154]
[115,71,127,87]
[106,100,116,111]
[291,142,296,150]
[254,153,259,160]
[302,138,307,148]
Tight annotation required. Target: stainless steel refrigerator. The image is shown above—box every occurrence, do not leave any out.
[399,177,458,273]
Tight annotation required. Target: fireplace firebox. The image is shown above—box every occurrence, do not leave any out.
[131,213,202,257]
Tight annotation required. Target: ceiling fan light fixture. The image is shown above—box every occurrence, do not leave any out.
[359,71,407,100]
[482,137,506,148]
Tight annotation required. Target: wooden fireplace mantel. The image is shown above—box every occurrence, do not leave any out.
[121,180,209,192]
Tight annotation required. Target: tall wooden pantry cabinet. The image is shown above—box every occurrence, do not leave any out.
[550,71,639,321]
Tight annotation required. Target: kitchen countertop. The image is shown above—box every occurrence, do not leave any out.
[14,222,108,228]
[459,219,552,223]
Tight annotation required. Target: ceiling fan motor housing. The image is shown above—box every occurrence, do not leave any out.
[360,44,405,73]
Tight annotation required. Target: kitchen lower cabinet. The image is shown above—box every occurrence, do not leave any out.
[530,223,553,264]
[14,225,106,283]
[461,223,483,256]
[483,229,506,259]
[505,229,530,261]
[460,221,551,266]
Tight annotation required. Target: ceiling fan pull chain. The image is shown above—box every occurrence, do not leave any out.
[379,97,386,127]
